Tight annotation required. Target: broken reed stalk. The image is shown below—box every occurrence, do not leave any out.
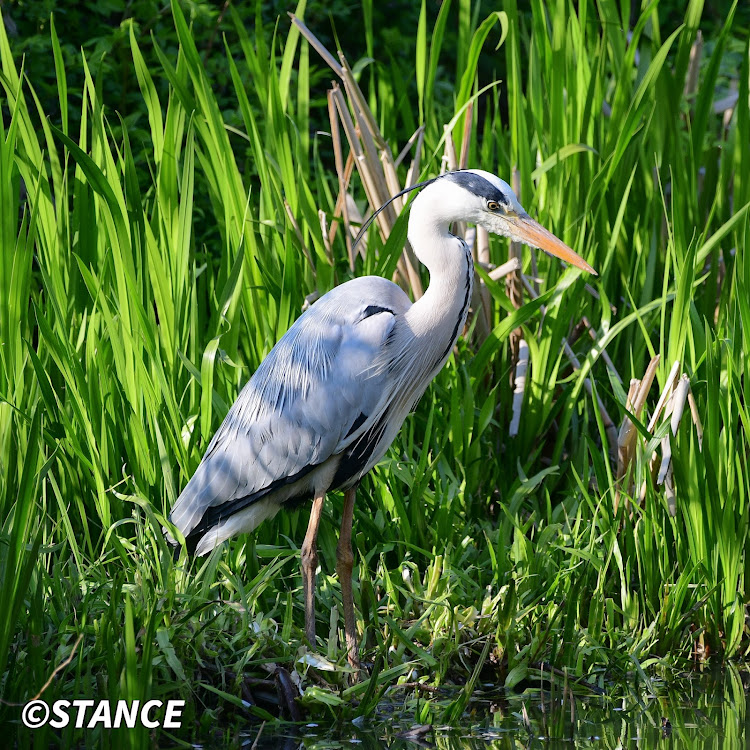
[615,358,704,517]
[337,51,424,295]
[326,89,354,269]
[288,13,343,76]
[507,167,526,395]
[475,225,493,342]
[687,389,704,450]
[328,82,417,292]
[636,361,681,506]
[486,257,521,281]
[616,377,642,510]
[394,126,425,169]
[647,360,682,433]
[509,339,529,437]
[614,355,659,513]
[631,362,703,513]
[293,14,428,298]
[506,167,525,313]
[656,374,690,517]
[616,356,660,476]
[318,209,333,264]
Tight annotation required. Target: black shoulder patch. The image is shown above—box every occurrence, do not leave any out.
[444,171,508,206]
[361,304,393,319]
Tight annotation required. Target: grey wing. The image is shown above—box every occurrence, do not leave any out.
[168,280,409,541]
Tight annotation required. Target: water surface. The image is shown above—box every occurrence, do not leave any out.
[245,668,748,749]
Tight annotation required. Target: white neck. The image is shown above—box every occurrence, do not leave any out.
[404,199,474,370]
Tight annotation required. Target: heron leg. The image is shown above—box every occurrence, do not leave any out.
[336,485,360,672]
[301,489,326,647]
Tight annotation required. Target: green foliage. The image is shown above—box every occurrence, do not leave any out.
[1,0,750,744]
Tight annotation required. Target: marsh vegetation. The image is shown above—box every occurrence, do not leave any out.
[1,0,749,746]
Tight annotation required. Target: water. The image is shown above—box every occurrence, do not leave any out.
[242,668,749,748]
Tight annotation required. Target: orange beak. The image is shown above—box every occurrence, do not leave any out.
[511,215,597,275]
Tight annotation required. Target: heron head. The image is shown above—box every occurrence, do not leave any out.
[437,169,597,275]
[354,168,596,275]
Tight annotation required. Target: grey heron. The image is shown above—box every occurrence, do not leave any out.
[167,169,595,671]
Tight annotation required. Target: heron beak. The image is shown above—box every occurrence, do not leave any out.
[511,214,597,275]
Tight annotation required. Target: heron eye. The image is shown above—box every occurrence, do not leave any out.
[487,200,500,211]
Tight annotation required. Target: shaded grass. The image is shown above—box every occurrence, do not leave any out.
[1,0,749,745]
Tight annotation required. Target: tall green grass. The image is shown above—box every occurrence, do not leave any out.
[1,0,748,744]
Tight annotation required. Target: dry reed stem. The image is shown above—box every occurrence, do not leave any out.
[654,374,690,516]
[327,89,353,269]
[342,84,392,218]
[669,375,691,437]
[337,52,388,152]
[308,27,426,297]
[475,225,493,344]
[665,463,676,516]
[32,634,84,701]
[487,257,521,281]
[458,100,473,171]
[441,124,458,174]
[405,133,425,190]
[647,360,682,432]
[477,226,491,266]
[636,361,683,506]
[509,339,529,437]
[318,210,333,264]
[614,378,640,513]
[381,154,423,296]
[345,193,363,231]
[393,128,427,296]
[330,84,411,285]
[339,51,409,271]
[288,14,343,77]
[617,354,660,477]
[394,126,424,168]
[330,88,376,204]
[327,151,356,249]
[617,380,640,470]
[405,129,425,189]
[330,86,368,192]
[507,168,525,385]
[687,389,704,450]
[657,389,675,485]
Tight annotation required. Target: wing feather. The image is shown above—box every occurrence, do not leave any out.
[169,278,410,541]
